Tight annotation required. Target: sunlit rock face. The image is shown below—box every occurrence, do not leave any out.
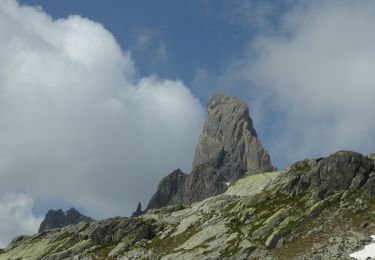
[193,93,274,181]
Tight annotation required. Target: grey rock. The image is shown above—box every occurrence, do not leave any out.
[147,93,274,210]
[83,217,152,245]
[38,208,92,232]
[363,177,375,198]
[279,151,374,196]
[46,249,71,260]
[180,163,228,204]
[147,169,188,209]
[192,93,274,180]
[265,228,287,249]
[131,202,143,217]
[308,199,330,218]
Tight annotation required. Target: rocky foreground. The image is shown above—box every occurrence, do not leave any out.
[1,151,375,259]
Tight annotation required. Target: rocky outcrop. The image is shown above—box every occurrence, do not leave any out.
[4,150,375,259]
[274,150,374,198]
[38,207,92,232]
[193,93,274,180]
[181,163,228,203]
[147,169,188,209]
[131,202,143,217]
[147,93,274,209]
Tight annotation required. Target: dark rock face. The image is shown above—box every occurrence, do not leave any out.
[182,163,228,204]
[278,151,375,197]
[146,93,274,210]
[38,208,92,232]
[131,202,143,217]
[147,169,188,209]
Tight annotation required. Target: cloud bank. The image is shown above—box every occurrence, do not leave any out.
[226,0,375,167]
[0,193,42,247]
[0,0,205,245]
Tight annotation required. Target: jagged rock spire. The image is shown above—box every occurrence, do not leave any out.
[131,201,144,217]
[193,93,274,181]
[146,93,274,210]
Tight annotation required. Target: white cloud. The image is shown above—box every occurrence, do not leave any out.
[226,0,375,167]
[0,193,42,247]
[0,0,205,241]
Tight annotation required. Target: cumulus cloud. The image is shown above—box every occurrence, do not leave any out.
[0,193,42,247]
[225,0,375,167]
[0,0,205,237]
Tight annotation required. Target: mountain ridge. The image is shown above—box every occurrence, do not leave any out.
[1,150,375,259]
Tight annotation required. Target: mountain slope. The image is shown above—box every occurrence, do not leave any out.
[2,151,375,259]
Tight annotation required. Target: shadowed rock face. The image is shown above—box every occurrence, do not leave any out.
[147,169,188,209]
[147,93,274,210]
[38,208,92,232]
[131,202,143,217]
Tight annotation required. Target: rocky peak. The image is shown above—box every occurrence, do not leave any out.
[131,202,143,217]
[193,93,273,181]
[38,207,92,232]
[146,93,274,209]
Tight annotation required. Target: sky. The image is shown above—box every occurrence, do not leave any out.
[1,0,375,247]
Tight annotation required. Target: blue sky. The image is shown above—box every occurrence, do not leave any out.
[18,0,288,99]
[1,0,375,247]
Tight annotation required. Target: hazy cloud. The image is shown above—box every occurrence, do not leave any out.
[134,28,170,64]
[226,0,375,167]
[0,193,42,247]
[0,0,205,239]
